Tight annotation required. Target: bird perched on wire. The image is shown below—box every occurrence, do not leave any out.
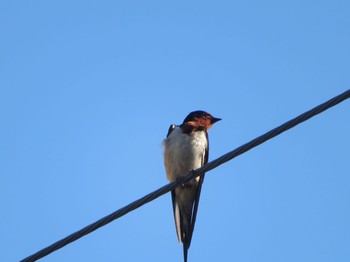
[163,110,221,262]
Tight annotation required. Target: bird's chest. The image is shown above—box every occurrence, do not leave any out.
[164,129,207,180]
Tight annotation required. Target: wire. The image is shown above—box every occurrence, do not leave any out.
[21,89,350,262]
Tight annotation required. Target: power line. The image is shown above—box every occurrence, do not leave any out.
[21,89,350,262]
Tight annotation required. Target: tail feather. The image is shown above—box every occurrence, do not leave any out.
[183,241,188,262]
[171,174,205,262]
[180,204,192,262]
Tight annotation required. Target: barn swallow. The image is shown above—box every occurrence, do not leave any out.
[163,111,221,262]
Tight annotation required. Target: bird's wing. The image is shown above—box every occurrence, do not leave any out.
[171,190,183,242]
[166,124,176,138]
[168,123,184,243]
[187,131,208,248]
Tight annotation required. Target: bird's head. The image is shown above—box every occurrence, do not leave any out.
[182,110,221,131]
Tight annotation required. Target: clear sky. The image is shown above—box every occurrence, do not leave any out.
[1,1,350,261]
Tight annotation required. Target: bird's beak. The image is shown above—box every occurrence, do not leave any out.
[211,117,221,123]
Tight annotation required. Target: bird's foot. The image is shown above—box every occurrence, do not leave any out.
[177,170,196,188]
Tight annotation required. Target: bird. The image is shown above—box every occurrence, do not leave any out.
[163,110,221,262]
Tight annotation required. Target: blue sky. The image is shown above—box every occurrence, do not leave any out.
[1,1,350,261]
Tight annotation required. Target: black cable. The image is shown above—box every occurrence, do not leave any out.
[21,89,350,262]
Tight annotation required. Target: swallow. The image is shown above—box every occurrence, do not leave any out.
[163,110,221,262]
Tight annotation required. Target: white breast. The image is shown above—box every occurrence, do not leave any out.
[163,127,207,182]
